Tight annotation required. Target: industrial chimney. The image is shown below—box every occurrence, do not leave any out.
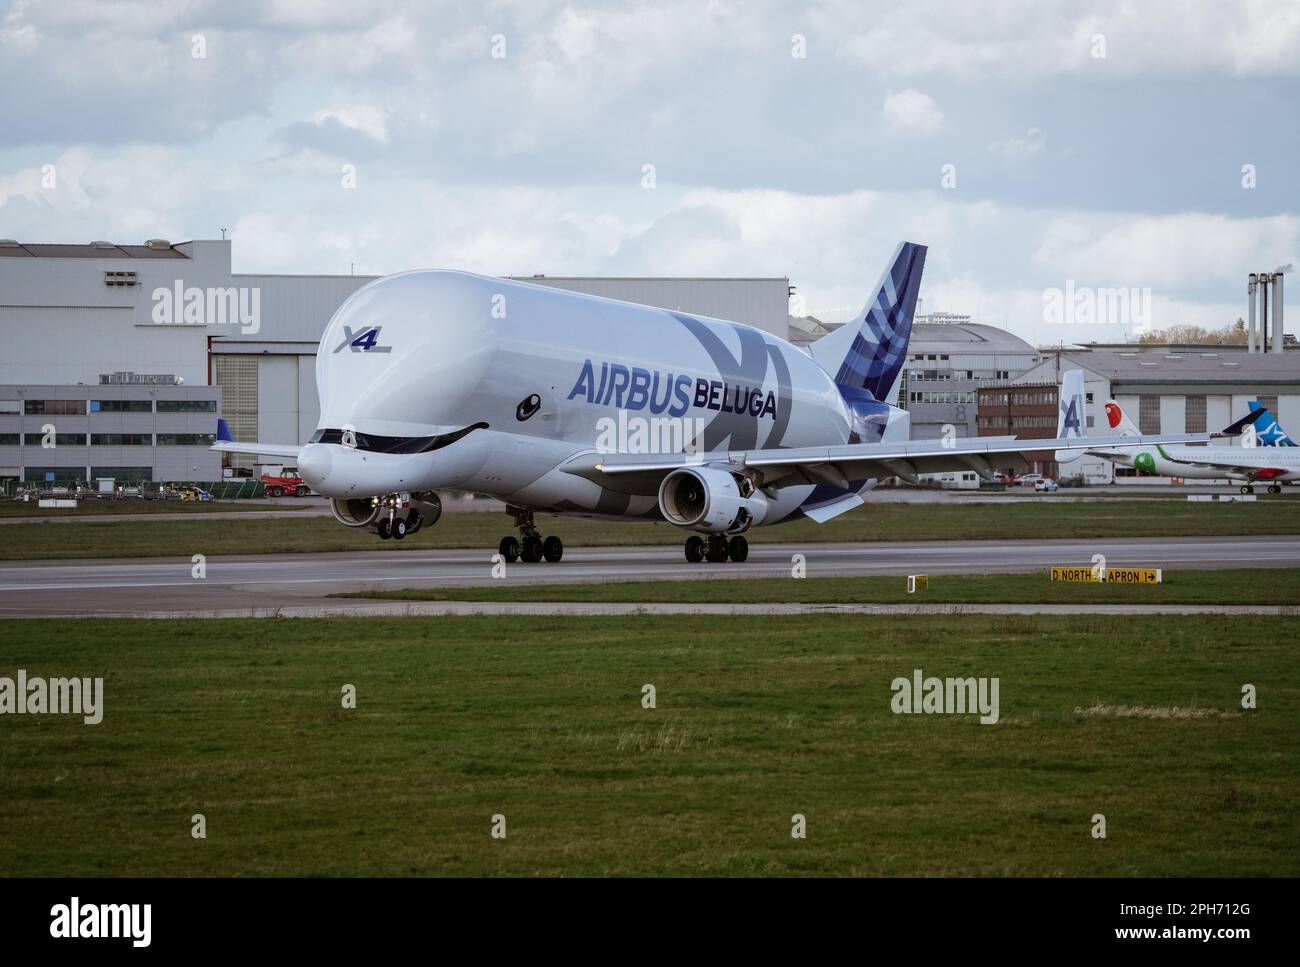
[1273,270,1286,354]
[1248,270,1287,352]
[1248,273,1258,353]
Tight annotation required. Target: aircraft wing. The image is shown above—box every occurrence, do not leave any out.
[209,418,303,460]
[211,440,303,460]
[561,432,1211,495]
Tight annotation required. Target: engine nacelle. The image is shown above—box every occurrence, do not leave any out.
[330,496,383,529]
[658,465,769,534]
[409,491,442,528]
[330,491,443,533]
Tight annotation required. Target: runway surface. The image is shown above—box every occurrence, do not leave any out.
[1,535,1296,618]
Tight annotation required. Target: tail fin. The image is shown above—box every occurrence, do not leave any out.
[217,418,235,443]
[1055,369,1086,464]
[1102,400,1140,436]
[1248,401,1295,446]
[1221,407,1266,440]
[810,241,927,407]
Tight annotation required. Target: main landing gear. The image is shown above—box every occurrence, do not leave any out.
[683,533,749,564]
[498,507,563,563]
[1240,485,1256,495]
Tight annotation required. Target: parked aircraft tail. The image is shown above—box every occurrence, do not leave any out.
[1103,399,1141,436]
[1055,369,1087,464]
[1248,400,1295,446]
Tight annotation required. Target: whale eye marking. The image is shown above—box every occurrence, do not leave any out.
[516,394,541,421]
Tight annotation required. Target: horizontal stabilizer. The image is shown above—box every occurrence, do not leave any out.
[211,440,302,459]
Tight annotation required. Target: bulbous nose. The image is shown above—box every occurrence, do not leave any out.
[297,443,334,493]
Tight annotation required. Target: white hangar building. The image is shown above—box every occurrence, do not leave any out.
[0,238,790,483]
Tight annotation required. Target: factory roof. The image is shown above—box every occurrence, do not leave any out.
[909,322,1038,354]
[1029,348,1300,384]
[0,240,189,259]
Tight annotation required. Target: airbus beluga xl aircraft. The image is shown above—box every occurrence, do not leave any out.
[213,242,1206,564]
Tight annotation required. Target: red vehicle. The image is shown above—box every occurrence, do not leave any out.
[260,468,311,497]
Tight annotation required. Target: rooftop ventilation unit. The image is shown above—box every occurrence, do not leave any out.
[0,239,19,247]
[145,238,171,249]
[90,240,115,248]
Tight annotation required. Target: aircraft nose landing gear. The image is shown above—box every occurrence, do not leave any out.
[498,507,563,563]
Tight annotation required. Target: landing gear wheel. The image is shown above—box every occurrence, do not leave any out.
[542,536,564,562]
[377,518,392,540]
[391,517,408,540]
[705,536,729,563]
[498,536,520,563]
[1241,485,1255,494]
[1269,484,1282,494]
[684,536,705,563]
[728,535,749,563]
[521,536,544,563]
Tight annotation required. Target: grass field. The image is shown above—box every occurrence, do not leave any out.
[2,498,1299,560]
[0,500,306,519]
[0,614,1294,876]
[337,568,1300,607]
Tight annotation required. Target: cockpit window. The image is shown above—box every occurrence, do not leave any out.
[309,422,488,454]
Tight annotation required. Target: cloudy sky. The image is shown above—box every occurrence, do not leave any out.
[2,0,1298,345]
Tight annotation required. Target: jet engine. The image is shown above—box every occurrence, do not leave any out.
[657,466,768,534]
[330,491,442,536]
[330,496,384,529]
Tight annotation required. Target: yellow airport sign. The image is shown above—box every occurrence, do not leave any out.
[907,574,928,593]
[1050,566,1162,584]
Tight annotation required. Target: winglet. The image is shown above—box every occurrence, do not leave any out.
[1220,407,1265,438]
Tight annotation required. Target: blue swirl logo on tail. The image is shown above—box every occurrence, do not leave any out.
[833,242,927,405]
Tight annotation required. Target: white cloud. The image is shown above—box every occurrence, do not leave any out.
[882,89,944,136]
[829,0,1300,78]
[1034,212,1300,289]
[989,127,1046,160]
[305,106,390,144]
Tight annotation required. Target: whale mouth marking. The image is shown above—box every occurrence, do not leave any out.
[308,422,488,454]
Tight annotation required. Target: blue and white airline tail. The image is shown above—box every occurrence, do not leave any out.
[1055,369,1087,464]
[1248,401,1295,446]
[810,241,927,443]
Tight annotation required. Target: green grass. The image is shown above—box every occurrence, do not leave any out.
[1,499,1298,560]
[0,615,1294,876]
[0,500,307,518]
[335,568,1300,607]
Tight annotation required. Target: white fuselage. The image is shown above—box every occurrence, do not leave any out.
[1091,443,1300,483]
[295,270,906,524]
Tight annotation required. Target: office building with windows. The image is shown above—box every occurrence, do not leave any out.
[0,382,221,485]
